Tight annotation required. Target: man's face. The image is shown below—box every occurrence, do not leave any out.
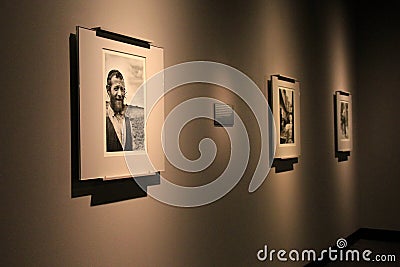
[108,76,126,113]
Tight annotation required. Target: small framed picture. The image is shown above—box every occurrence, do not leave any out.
[335,91,352,152]
[76,27,164,180]
[269,75,301,159]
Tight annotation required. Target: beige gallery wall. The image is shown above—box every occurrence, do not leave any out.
[3,1,389,266]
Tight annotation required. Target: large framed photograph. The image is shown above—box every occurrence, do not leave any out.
[270,75,301,159]
[335,91,352,152]
[77,27,164,180]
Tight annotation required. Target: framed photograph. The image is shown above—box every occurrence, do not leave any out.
[335,91,352,152]
[270,75,301,159]
[77,27,164,180]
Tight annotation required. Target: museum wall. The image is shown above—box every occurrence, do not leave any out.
[1,0,360,266]
[354,2,400,230]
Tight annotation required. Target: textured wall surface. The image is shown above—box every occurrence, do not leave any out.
[2,1,396,266]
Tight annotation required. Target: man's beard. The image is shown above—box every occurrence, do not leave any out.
[111,98,124,113]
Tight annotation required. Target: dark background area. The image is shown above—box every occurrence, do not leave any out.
[353,1,400,229]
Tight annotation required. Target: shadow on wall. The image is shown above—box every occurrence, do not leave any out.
[272,158,299,173]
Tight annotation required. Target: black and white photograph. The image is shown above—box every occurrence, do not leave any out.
[279,87,294,144]
[335,91,352,152]
[270,75,300,159]
[340,101,349,140]
[103,49,146,155]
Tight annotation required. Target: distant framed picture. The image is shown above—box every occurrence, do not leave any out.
[76,26,164,180]
[270,75,301,159]
[335,91,352,152]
